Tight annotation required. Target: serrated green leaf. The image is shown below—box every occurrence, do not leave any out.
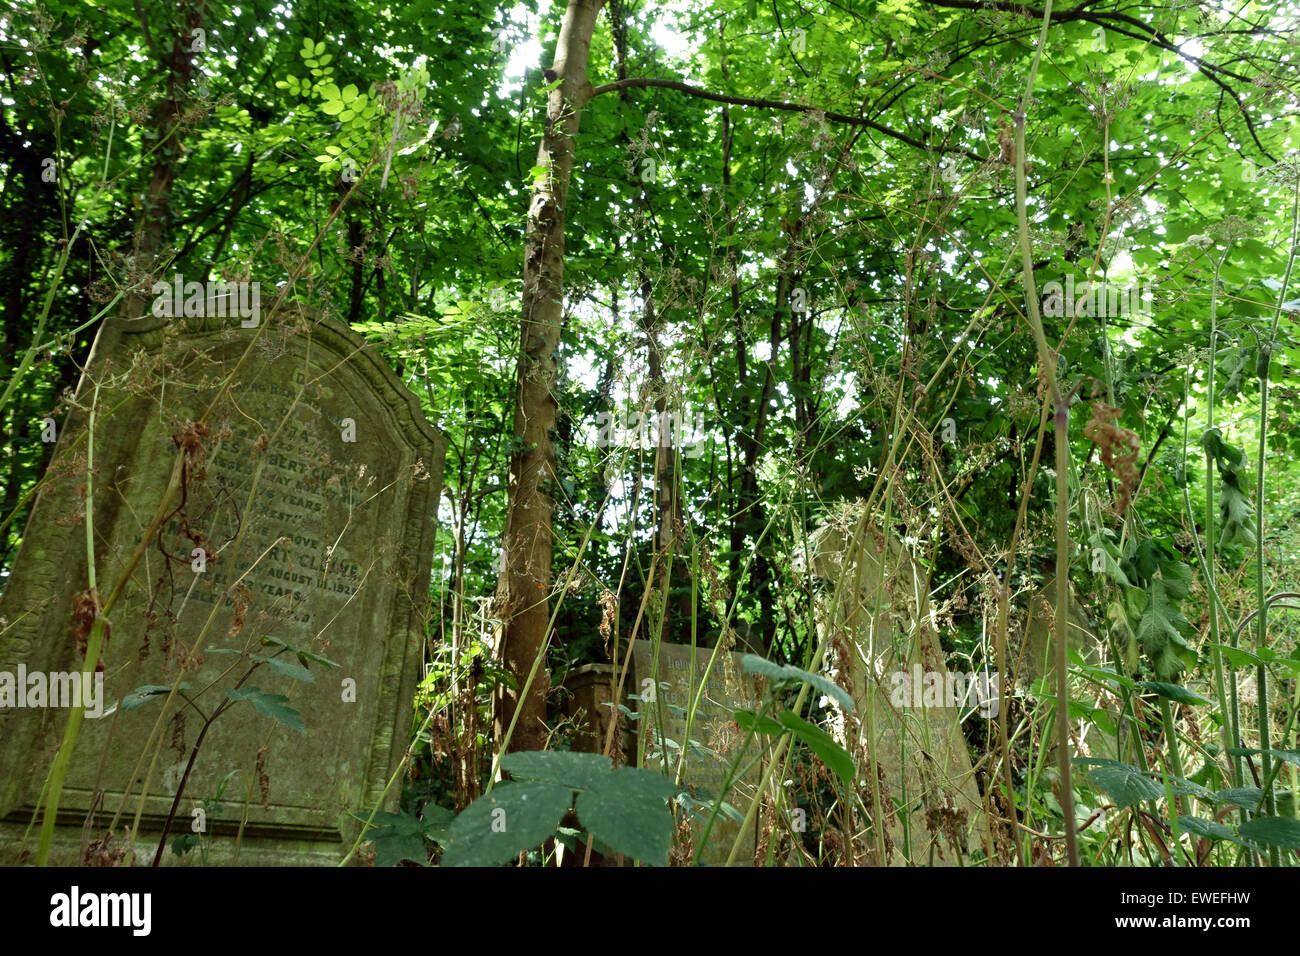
[1211,786,1264,808]
[1237,815,1300,849]
[499,750,612,789]
[224,686,304,732]
[1177,815,1234,840]
[441,782,573,866]
[1076,758,1165,807]
[420,801,455,841]
[1210,644,1266,668]
[1218,472,1256,548]
[576,768,676,865]
[1137,575,1198,679]
[1088,533,1130,587]
[249,654,314,683]
[361,810,427,866]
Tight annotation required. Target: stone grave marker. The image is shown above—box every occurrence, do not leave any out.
[628,641,764,866]
[1021,578,1123,760]
[809,523,992,865]
[0,304,444,865]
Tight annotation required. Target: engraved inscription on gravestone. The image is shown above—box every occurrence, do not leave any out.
[629,641,764,866]
[0,306,444,864]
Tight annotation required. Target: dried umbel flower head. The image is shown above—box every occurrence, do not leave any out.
[172,421,210,462]
[69,588,106,670]
[1083,400,1141,515]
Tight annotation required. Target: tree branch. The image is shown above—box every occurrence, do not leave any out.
[588,77,988,162]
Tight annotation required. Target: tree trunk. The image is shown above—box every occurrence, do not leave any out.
[493,0,605,755]
[122,1,207,321]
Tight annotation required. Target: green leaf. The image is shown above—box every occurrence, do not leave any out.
[321,100,344,116]
[1226,747,1300,769]
[576,768,676,865]
[1237,815,1300,849]
[741,653,854,713]
[734,709,783,735]
[499,750,613,790]
[362,810,427,866]
[260,634,339,668]
[1076,759,1165,807]
[170,834,198,856]
[420,802,455,841]
[1139,681,1212,705]
[1087,532,1131,587]
[777,709,855,785]
[118,683,190,712]
[1177,815,1234,840]
[1069,653,1138,691]
[1136,575,1198,679]
[249,654,314,683]
[224,686,304,732]
[1211,786,1263,808]
[1218,471,1257,548]
[1210,644,1266,668]
[441,782,573,866]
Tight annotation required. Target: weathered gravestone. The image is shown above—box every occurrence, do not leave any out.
[629,641,764,866]
[809,523,991,865]
[1021,578,1123,760]
[0,303,444,865]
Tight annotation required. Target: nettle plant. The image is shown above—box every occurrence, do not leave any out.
[441,751,679,867]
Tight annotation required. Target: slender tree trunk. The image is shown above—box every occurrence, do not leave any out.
[122,1,207,321]
[493,0,605,755]
[610,3,679,643]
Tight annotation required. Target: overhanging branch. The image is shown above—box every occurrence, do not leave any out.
[589,77,988,163]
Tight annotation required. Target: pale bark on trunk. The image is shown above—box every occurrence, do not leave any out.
[494,0,605,754]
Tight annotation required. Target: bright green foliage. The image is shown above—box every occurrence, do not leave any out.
[440,752,681,866]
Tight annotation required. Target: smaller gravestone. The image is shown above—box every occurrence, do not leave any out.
[1022,579,1123,760]
[561,663,618,757]
[629,642,759,868]
[559,645,764,865]
[809,522,991,865]
[629,641,764,866]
